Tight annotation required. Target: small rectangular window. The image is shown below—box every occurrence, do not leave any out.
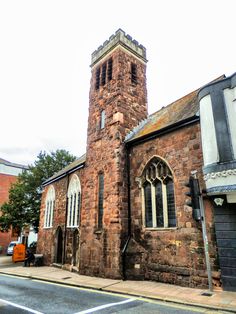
[101,63,107,86]
[144,183,152,227]
[98,173,104,229]
[95,68,100,90]
[166,180,176,227]
[131,63,137,84]
[100,110,106,129]
[107,58,113,81]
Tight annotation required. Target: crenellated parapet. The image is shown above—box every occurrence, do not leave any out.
[91,29,147,66]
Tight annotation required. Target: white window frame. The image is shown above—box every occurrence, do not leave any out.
[141,157,176,229]
[44,185,55,228]
[67,174,81,228]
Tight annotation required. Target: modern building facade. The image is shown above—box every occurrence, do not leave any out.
[0,158,28,254]
[199,74,236,291]
[37,30,236,291]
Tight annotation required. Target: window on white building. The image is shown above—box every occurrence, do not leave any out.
[67,174,81,228]
[141,157,176,228]
[44,186,55,228]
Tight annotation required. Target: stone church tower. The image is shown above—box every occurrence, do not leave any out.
[79,29,148,278]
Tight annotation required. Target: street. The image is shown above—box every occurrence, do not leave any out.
[0,274,218,314]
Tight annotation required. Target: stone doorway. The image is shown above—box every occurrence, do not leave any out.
[55,226,63,264]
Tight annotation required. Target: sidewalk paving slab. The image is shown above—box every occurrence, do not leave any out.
[0,265,235,313]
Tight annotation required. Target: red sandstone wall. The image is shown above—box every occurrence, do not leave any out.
[79,48,148,279]
[37,167,85,266]
[126,123,220,288]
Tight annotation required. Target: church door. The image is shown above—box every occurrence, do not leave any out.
[55,226,63,264]
[72,229,79,266]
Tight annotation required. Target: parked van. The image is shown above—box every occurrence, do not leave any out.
[7,241,19,255]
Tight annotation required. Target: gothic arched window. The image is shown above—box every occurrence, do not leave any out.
[141,157,176,228]
[44,185,55,228]
[67,174,81,228]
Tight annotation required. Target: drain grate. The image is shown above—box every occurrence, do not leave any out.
[62,276,72,280]
[201,292,213,297]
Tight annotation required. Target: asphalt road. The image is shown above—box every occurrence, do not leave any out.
[0,274,225,314]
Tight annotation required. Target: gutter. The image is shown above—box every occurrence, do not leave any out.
[43,163,85,187]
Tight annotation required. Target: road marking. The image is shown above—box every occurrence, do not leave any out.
[74,298,136,314]
[31,279,208,313]
[0,276,218,314]
[32,279,131,298]
[0,298,44,314]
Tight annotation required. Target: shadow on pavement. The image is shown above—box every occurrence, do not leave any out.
[0,255,23,268]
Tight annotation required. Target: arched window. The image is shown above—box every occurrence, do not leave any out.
[44,185,55,228]
[141,157,176,228]
[67,174,81,228]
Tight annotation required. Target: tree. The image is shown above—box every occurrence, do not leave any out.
[0,150,76,234]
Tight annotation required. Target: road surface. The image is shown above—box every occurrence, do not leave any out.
[0,274,227,314]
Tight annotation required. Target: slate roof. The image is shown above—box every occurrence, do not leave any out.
[0,157,28,170]
[43,153,86,186]
[125,75,225,143]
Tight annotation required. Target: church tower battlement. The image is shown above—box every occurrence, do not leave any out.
[91,28,147,66]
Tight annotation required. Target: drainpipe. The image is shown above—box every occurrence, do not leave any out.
[62,173,70,265]
[122,144,132,280]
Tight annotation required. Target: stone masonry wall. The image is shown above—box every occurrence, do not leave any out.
[79,47,148,279]
[37,167,85,266]
[126,123,220,289]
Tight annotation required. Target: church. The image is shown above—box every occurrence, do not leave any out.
[37,29,236,291]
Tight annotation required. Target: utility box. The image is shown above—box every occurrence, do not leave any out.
[12,243,26,263]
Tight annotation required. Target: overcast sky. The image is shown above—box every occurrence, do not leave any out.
[0,0,235,166]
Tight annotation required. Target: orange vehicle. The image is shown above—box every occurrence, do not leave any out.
[12,243,26,263]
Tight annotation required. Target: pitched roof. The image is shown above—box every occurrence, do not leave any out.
[0,157,28,170]
[43,153,86,186]
[125,75,225,143]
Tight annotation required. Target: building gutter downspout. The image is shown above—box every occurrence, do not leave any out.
[122,144,132,280]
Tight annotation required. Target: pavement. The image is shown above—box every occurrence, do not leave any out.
[0,257,236,313]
